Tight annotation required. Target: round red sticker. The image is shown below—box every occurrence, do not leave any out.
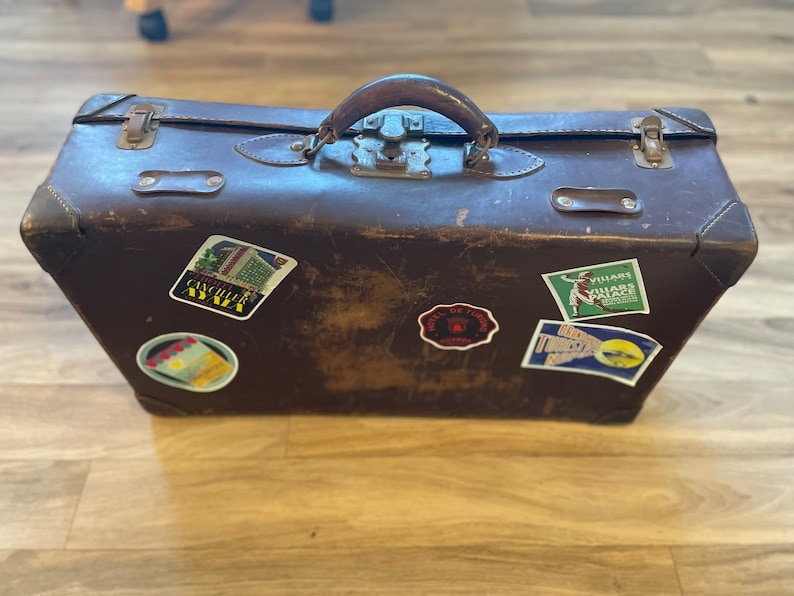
[417,303,499,351]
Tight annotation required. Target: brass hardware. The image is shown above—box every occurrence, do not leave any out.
[352,137,431,180]
[117,103,165,150]
[362,110,424,141]
[551,187,642,215]
[631,115,672,169]
[351,110,430,179]
[132,170,225,196]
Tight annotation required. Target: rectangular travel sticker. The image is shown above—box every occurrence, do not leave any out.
[542,258,650,322]
[520,320,662,386]
[169,235,297,320]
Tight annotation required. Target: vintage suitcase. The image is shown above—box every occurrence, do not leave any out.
[20,75,757,422]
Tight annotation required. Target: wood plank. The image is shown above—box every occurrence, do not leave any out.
[0,546,682,595]
[0,461,88,549]
[68,457,794,550]
[286,383,794,458]
[0,385,289,461]
[672,545,794,595]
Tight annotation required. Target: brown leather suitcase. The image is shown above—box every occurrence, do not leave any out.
[20,75,757,422]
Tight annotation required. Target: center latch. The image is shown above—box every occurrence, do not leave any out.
[352,110,431,179]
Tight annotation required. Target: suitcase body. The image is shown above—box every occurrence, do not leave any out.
[21,75,757,422]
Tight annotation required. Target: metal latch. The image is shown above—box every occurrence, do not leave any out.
[117,103,165,150]
[631,115,672,169]
[352,110,431,179]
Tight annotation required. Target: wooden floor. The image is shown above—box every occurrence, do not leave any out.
[2,1,793,594]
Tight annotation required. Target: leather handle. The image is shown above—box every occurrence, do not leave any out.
[316,74,499,150]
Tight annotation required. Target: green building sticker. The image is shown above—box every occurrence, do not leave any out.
[170,235,297,321]
[542,258,650,322]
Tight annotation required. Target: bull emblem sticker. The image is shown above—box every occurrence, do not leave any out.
[418,303,499,351]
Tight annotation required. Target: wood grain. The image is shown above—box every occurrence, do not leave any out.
[0,546,683,595]
[1,0,792,593]
[672,545,794,596]
[67,457,794,550]
[0,461,88,549]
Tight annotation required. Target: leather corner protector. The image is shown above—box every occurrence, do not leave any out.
[135,393,190,416]
[693,201,758,288]
[74,94,138,122]
[20,184,85,275]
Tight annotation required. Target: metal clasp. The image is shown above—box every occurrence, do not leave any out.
[351,110,431,179]
[117,103,165,150]
[631,115,672,169]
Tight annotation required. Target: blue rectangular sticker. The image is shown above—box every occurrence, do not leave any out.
[521,320,663,386]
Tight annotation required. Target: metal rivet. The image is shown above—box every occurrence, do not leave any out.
[620,197,637,210]
[421,170,430,178]
[357,134,364,140]
[366,118,374,125]
[353,165,361,172]
[290,140,306,152]
[138,176,156,187]
[557,196,573,207]
[366,147,373,153]
[207,175,224,187]
[412,120,420,126]
[652,163,659,169]
[632,144,640,150]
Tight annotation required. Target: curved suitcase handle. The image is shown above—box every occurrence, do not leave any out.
[305,74,499,167]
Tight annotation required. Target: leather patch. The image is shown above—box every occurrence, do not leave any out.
[235,133,309,166]
[465,145,544,179]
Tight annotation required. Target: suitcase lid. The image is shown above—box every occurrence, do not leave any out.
[74,93,717,143]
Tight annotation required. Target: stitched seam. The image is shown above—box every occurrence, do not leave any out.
[701,202,738,239]
[48,185,76,218]
[46,185,84,272]
[694,254,726,287]
[235,135,306,165]
[655,108,716,134]
[475,146,543,178]
[693,202,739,289]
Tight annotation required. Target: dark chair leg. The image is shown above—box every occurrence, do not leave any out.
[138,9,169,42]
[310,0,334,22]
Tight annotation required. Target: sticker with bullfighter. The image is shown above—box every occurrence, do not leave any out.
[542,258,650,322]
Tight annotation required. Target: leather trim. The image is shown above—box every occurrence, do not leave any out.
[135,394,190,416]
[70,95,719,140]
[20,184,85,275]
[74,94,138,122]
[693,201,758,288]
[466,145,544,179]
[654,108,717,142]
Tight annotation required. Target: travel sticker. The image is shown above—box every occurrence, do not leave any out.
[418,303,499,351]
[520,320,662,386]
[542,258,650,322]
[136,332,238,393]
[170,235,297,320]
